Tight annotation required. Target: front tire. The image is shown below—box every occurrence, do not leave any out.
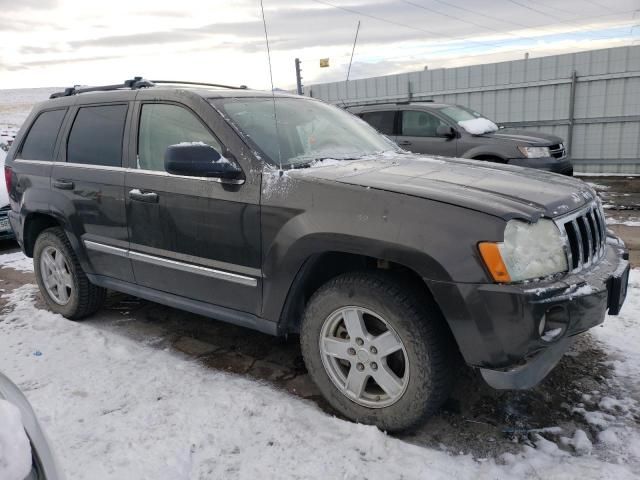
[300,272,453,432]
[33,227,106,320]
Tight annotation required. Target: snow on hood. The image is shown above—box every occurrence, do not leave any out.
[458,118,499,135]
[0,399,32,480]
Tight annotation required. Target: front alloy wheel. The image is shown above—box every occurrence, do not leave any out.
[320,306,409,408]
[301,272,454,432]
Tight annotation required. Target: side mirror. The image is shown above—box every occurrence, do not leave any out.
[436,125,456,138]
[164,143,244,182]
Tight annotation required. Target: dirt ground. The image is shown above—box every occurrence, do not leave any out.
[0,175,638,459]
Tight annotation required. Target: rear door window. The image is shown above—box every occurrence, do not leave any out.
[20,109,66,160]
[67,104,128,167]
[360,111,396,136]
[400,110,447,137]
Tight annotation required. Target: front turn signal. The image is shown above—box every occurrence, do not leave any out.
[478,242,511,283]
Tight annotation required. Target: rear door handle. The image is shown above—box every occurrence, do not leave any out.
[398,140,412,146]
[53,179,74,190]
[129,189,159,203]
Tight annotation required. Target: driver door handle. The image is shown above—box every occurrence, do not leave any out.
[129,189,159,203]
[398,140,412,146]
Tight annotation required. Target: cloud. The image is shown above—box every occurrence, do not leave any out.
[0,0,56,9]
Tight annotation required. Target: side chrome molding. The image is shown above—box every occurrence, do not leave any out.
[83,240,258,287]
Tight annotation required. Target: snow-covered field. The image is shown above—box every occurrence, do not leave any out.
[0,252,638,479]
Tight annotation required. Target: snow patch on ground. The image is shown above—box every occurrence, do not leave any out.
[606,217,640,227]
[458,118,499,135]
[0,399,32,480]
[0,251,639,479]
[0,252,34,273]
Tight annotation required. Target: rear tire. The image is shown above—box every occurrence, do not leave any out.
[33,227,106,320]
[300,271,453,432]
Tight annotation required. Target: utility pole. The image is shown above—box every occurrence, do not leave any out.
[295,58,303,95]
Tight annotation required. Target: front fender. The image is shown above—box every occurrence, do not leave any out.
[261,231,450,322]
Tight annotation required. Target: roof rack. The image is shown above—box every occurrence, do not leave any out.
[396,100,433,105]
[150,80,248,90]
[50,77,153,99]
[49,77,248,99]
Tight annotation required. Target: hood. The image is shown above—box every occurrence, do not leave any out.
[292,154,595,221]
[480,128,563,145]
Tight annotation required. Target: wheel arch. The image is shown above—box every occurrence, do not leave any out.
[272,247,456,351]
[22,212,62,257]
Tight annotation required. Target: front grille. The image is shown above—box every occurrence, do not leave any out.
[549,143,566,159]
[555,202,607,271]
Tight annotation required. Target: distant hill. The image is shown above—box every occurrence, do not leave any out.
[0,87,59,128]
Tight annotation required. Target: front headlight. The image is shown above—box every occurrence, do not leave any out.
[479,219,568,282]
[518,146,550,158]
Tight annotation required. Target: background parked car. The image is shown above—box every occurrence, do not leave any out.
[349,102,573,175]
[1,130,16,241]
[0,371,65,480]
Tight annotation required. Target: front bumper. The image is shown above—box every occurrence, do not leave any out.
[427,237,629,390]
[508,156,573,175]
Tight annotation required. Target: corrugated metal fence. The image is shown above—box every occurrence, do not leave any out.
[306,45,640,174]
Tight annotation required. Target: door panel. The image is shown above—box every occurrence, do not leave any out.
[126,101,262,315]
[53,101,134,282]
[398,110,457,157]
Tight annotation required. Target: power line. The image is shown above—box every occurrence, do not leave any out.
[399,0,514,34]
[310,0,635,59]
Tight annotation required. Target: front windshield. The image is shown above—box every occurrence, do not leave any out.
[212,97,398,168]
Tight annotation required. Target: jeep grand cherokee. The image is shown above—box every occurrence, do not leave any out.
[3,78,629,431]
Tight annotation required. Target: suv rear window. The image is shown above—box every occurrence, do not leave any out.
[20,109,66,160]
[360,111,395,136]
[67,104,128,167]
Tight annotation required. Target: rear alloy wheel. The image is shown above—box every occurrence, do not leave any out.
[34,227,106,320]
[301,272,454,432]
[39,246,74,305]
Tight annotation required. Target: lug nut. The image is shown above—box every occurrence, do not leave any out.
[347,347,356,355]
[356,363,365,371]
[371,362,378,370]
[355,338,364,346]
[370,346,377,355]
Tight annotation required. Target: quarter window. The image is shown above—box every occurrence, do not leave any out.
[20,109,66,161]
[67,104,128,167]
[360,111,396,136]
[137,103,222,171]
[401,110,447,137]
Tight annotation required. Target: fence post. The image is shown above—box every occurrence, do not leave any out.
[567,70,577,155]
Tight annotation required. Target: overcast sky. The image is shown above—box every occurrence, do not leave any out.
[0,0,638,90]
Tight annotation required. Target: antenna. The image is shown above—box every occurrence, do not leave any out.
[260,0,283,170]
[346,20,361,83]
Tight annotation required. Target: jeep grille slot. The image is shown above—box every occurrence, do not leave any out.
[556,202,606,272]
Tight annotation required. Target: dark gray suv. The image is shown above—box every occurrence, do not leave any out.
[350,102,573,175]
[4,78,628,432]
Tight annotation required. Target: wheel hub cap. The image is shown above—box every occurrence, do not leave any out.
[319,306,409,408]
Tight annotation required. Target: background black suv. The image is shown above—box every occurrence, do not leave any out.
[3,79,628,431]
[349,102,573,175]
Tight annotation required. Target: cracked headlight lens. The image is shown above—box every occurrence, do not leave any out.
[479,219,568,282]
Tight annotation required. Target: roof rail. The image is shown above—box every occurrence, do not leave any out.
[396,100,433,105]
[50,76,153,99]
[150,80,248,90]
